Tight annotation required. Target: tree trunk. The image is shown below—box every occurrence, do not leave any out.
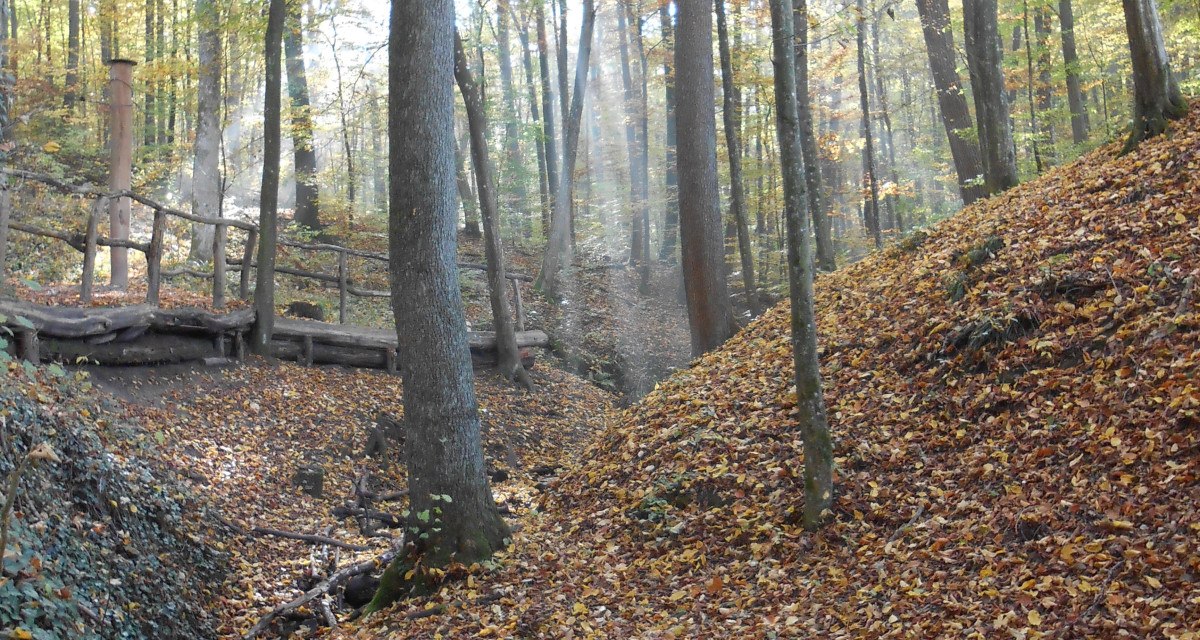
[617,6,644,265]
[65,0,79,109]
[628,4,652,292]
[915,0,987,205]
[252,0,285,353]
[144,0,156,148]
[856,0,882,249]
[189,0,221,264]
[871,14,903,233]
[369,0,509,611]
[454,34,532,389]
[768,0,834,532]
[963,0,1019,194]
[1059,0,1089,145]
[455,128,481,238]
[0,0,9,285]
[515,6,550,237]
[1033,3,1055,166]
[284,1,320,230]
[536,0,596,300]
[1120,0,1187,153]
[658,1,679,263]
[677,0,734,356]
[495,0,528,236]
[536,4,559,236]
[716,0,759,315]
[794,0,835,270]
[372,99,387,211]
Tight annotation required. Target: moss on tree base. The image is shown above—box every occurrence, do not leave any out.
[1121,95,1189,156]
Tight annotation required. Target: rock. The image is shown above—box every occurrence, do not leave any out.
[490,468,509,483]
[292,465,325,498]
[285,301,325,322]
[343,573,379,609]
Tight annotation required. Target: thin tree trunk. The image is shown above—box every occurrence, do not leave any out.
[716,0,759,315]
[856,0,882,249]
[871,13,903,232]
[536,3,559,235]
[514,5,549,237]
[454,34,532,389]
[495,0,528,236]
[658,1,679,263]
[617,5,644,265]
[794,0,835,270]
[1059,0,1089,145]
[677,0,734,356]
[456,128,481,238]
[915,0,987,205]
[284,0,320,230]
[252,0,285,353]
[1022,0,1044,173]
[769,0,834,532]
[188,0,221,263]
[1034,3,1055,166]
[369,1,510,611]
[536,0,596,300]
[144,0,156,148]
[65,0,79,109]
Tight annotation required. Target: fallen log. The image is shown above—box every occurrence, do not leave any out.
[42,334,220,366]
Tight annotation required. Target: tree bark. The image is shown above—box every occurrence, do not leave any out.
[455,128,481,238]
[251,0,285,353]
[1059,0,1089,145]
[369,0,509,611]
[189,0,221,263]
[1120,0,1187,153]
[515,6,550,237]
[454,33,533,389]
[536,4,559,235]
[658,2,679,263]
[677,0,734,356]
[536,0,596,300]
[794,0,835,270]
[963,0,1019,194]
[856,0,882,249]
[768,0,834,532]
[495,0,528,235]
[65,0,79,109]
[1033,3,1055,166]
[617,6,644,265]
[915,0,987,205]
[716,0,759,315]
[284,0,320,230]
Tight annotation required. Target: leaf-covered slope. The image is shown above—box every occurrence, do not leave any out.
[355,113,1200,638]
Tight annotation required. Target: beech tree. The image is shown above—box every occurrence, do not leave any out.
[369,0,510,611]
[963,0,1019,194]
[677,0,734,355]
[188,0,221,264]
[1121,0,1187,153]
[251,0,286,353]
[284,0,320,230]
[794,0,835,271]
[769,0,834,531]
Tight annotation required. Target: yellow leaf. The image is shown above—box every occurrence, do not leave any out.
[10,629,33,640]
[669,589,688,602]
[1028,610,1042,626]
[572,602,588,615]
[42,141,61,153]
[1145,576,1162,588]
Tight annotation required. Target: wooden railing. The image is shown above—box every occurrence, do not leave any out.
[0,168,530,329]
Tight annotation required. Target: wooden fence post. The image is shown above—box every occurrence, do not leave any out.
[212,222,227,309]
[511,279,526,332]
[16,329,38,364]
[338,249,348,324]
[145,206,166,304]
[107,59,136,290]
[80,196,103,303]
[240,229,257,300]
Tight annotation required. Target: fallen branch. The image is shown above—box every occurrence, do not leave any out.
[249,526,371,552]
[333,505,403,529]
[319,597,337,629]
[244,544,400,639]
[401,591,505,621]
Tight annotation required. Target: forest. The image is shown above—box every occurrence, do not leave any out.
[0,0,1197,638]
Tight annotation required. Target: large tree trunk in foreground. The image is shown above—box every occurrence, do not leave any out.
[252,0,285,353]
[454,34,533,389]
[369,0,509,613]
[536,0,596,300]
[963,0,1019,194]
[915,0,987,205]
[676,0,734,356]
[188,0,221,263]
[769,0,834,532]
[1121,0,1187,154]
[716,0,759,315]
[284,1,320,230]
[794,0,835,271]
[1059,0,1089,146]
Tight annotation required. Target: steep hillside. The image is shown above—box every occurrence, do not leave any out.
[349,114,1200,638]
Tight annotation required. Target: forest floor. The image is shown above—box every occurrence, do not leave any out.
[330,112,1200,638]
